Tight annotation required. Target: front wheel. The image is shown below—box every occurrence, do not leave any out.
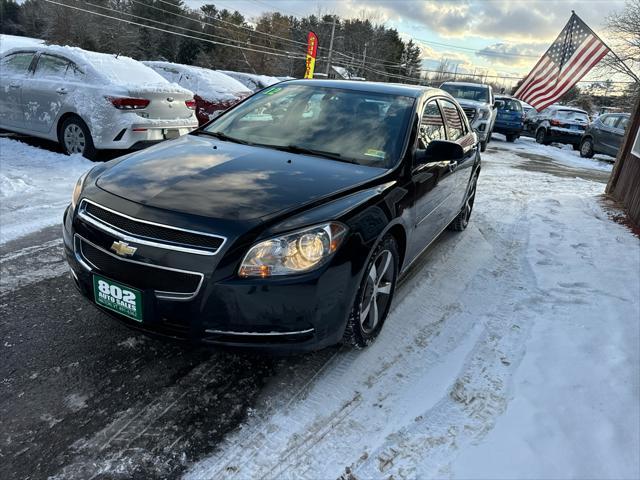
[449,174,478,231]
[343,235,399,348]
[59,116,97,160]
[480,140,487,152]
[579,138,594,158]
[506,134,517,142]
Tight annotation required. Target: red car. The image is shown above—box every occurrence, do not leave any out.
[144,61,251,126]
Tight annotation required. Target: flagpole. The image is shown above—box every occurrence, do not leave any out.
[572,10,640,83]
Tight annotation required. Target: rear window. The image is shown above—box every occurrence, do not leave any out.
[556,110,588,123]
[440,84,489,103]
[496,98,522,112]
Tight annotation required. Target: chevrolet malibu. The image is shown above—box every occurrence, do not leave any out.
[63,80,481,352]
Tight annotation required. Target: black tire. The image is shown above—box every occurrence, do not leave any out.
[58,115,97,160]
[579,137,594,158]
[506,134,516,143]
[449,174,478,232]
[343,235,399,348]
[480,140,487,152]
[535,128,549,145]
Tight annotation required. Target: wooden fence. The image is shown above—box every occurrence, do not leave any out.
[606,94,640,227]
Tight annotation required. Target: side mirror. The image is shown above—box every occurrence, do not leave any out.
[416,140,464,163]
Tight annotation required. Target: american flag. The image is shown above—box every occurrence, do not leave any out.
[514,13,610,112]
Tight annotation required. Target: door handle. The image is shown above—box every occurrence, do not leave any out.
[9,83,20,89]
[56,87,68,94]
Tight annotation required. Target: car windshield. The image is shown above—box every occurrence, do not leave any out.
[496,98,522,112]
[203,84,415,168]
[441,84,489,103]
[556,110,589,122]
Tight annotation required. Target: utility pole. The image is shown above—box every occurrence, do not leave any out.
[325,16,337,76]
[361,42,368,77]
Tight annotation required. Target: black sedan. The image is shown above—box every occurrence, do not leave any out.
[63,80,480,352]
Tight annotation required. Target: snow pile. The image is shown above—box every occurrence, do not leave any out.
[0,138,93,244]
[186,143,638,479]
[0,34,45,54]
[144,61,250,102]
[218,70,280,91]
[496,134,615,171]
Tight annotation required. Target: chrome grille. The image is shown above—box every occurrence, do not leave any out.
[79,200,225,255]
[76,235,203,300]
[462,107,476,123]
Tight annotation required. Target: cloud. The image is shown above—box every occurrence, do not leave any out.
[475,42,545,67]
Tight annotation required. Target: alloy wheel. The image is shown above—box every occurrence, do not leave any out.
[360,249,395,334]
[581,139,592,156]
[63,124,86,155]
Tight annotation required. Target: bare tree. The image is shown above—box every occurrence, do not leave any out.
[598,0,640,82]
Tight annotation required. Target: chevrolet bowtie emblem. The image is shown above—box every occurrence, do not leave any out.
[110,241,137,257]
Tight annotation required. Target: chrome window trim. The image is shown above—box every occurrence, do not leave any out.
[78,199,226,256]
[204,328,314,336]
[74,234,204,301]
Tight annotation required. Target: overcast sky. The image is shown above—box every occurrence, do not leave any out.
[187,0,627,81]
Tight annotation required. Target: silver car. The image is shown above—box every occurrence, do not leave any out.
[0,45,198,159]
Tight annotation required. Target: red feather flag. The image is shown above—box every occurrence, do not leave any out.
[514,13,610,111]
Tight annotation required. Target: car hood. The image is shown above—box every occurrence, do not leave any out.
[96,134,385,221]
[455,99,489,110]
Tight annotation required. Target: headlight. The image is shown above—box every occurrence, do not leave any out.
[239,222,348,277]
[479,108,491,120]
[71,171,88,209]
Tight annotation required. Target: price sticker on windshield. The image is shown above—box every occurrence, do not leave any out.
[263,87,283,96]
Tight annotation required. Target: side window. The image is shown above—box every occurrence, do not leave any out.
[35,54,70,79]
[419,100,446,146]
[66,63,85,81]
[602,115,618,128]
[440,99,465,141]
[617,117,629,130]
[1,52,35,75]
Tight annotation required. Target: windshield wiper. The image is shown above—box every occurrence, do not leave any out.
[195,130,252,145]
[271,144,349,163]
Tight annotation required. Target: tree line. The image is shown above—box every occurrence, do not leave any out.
[0,0,423,82]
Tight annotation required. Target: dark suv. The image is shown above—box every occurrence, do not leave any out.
[523,105,589,149]
[579,113,630,158]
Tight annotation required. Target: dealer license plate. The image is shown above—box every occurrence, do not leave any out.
[93,275,143,322]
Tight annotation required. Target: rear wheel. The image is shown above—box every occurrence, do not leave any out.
[480,140,487,152]
[343,235,399,348]
[59,116,97,160]
[449,174,478,232]
[579,137,594,158]
[506,134,517,142]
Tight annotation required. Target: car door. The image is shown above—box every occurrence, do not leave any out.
[408,98,456,262]
[439,97,477,215]
[599,115,621,156]
[21,53,76,134]
[0,51,36,129]
[609,115,627,156]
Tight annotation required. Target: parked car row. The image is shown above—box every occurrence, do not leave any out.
[0,35,279,159]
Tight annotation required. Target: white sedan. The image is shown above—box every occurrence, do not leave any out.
[0,45,198,159]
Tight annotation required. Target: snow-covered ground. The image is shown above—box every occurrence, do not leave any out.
[186,139,638,479]
[0,33,45,54]
[0,138,93,244]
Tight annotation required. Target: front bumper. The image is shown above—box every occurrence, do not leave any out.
[62,203,356,353]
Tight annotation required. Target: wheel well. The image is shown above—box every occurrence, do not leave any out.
[56,112,86,140]
[387,224,407,270]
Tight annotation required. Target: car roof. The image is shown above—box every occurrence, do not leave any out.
[283,79,436,98]
[548,105,587,113]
